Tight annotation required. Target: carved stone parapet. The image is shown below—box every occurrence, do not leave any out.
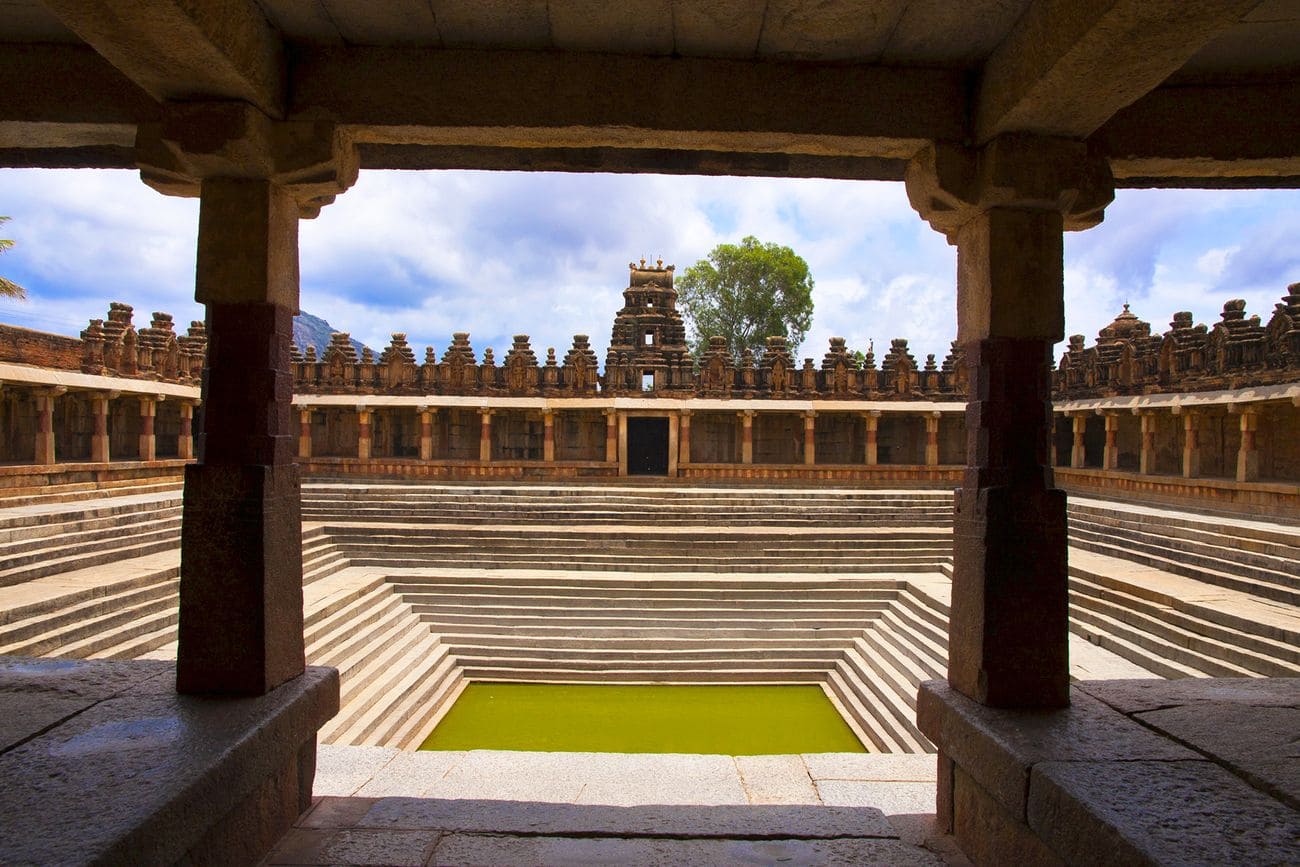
[905,134,1114,243]
[136,101,359,217]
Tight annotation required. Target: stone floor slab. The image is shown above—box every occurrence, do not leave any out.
[0,692,95,753]
[816,780,936,816]
[354,798,898,839]
[353,750,466,798]
[1080,676,1300,713]
[428,833,944,866]
[803,752,938,782]
[734,754,820,804]
[314,745,399,797]
[1029,759,1300,866]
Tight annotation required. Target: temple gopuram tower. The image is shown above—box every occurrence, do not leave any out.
[603,259,695,395]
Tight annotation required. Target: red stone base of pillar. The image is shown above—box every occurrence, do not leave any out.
[177,462,305,695]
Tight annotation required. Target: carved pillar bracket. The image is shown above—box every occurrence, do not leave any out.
[906,134,1114,710]
[135,101,359,220]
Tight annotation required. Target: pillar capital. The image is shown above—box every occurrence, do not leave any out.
[904,134,1113,244]
[136,101,359,218]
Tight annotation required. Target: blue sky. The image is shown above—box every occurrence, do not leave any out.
[1,168,1297,366]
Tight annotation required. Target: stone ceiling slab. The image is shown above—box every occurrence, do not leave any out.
[758,0,909,61]
[548,0,674,55]
[672,0,766,58]
[431,0,551,50]
[320,0,439,46]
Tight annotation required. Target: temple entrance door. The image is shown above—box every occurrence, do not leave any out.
[627,417,669,475]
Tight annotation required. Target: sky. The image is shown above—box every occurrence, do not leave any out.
[0,167,1297,366]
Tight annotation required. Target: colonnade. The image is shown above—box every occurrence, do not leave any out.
[1057,395,1300,483]
[290,401,966,476]
[0,380,199,465]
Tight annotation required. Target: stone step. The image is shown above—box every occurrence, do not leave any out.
[1068,605,1258,678]
[1070,524,1299,593]
[0,577,177,651]
[51,607,179,660]
[416,610,886,630]
[0,505,181,547]
[439,643,848,664]
[823,669,908,753]
[88,619,179,660]
[458,667,826,683]
[1067,619,1210,679]
[0,520,180,572]
[1069,581,1300,675]
[0,479,183,511]
[402,592,896,611]
[435,632,865,652]
[421,622,871,641]
[362,556,944,574]
[324,639,454,746]
[1067,499,1300,548]
[1068,510,1300,564]
[1067,535,1300,607]
[825,655,931,753]
[0,536,181,589]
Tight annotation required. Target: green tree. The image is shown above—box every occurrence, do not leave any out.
[677,236,813,359]
[0,216,27,299]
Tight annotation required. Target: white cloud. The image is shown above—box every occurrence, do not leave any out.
[2,168,1298,370]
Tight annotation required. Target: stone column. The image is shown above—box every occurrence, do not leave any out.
[617,412,628,476]
[864,411,879,465]
[925,411,941,466]
[90,392,111,463]
[1139,410,1157,474]
[33,388,61,465]
[139,102,357,699]
[178,401,196,460]
[177,178,306,695]
[740,410,754,464]
[478,408,493,463]
[1181,410,1201,478]
[543,410,555,462]
[139,396,157,461]
[604,408,618,464]
[356,408,372,459]
[1102,411,1120,470]
[803,411,816,465]
[297,408,312,459]
[419,407,434,461]
[667,413,679,478]
[679,409,692,467]
[1070,413,1087,468]
[906,135,1112,709]
[1235,406,1260,482]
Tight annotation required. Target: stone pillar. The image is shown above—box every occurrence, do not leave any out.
[864,411,879,465]
[925,411,941,466]
[803,411,816,465]
[33,388,61,465]
[1236,407,1260,482]
[297,408,312,459]
[1070,413,1087,468]
[356,408,372,459]
[604,409,618,464]
[90,393,111,463]
[478,408,493,463]
[139,396,157,461]
[1181,410,1201,478]
[679,409,692,467]
[177,177,308,696]
[1102,411,1120,470]
[419,407,434,461]
[178,401,196,460]
[543,410,555,462]
[1139,410,1157,474]
[667,414,679,478]
[906,135,1112,709]
[740,410,754,464]
[617,412,628,476]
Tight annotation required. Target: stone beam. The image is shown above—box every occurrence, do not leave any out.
[0,45,157,157]
[357,143,906,181]
[975,0,1256,144]
[291,48,966,160]
[1098,81,1300,186]
[41,0,285,119]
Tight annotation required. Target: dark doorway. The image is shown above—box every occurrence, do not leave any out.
[627,417,669,475]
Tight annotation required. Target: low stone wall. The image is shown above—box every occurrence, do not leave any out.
[0,458,188,494]
[1056,467,1300,519]
[0,323,82,370]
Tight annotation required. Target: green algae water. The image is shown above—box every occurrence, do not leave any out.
[419,683,866,754]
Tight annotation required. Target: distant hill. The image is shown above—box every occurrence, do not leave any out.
[294,310,368,357]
